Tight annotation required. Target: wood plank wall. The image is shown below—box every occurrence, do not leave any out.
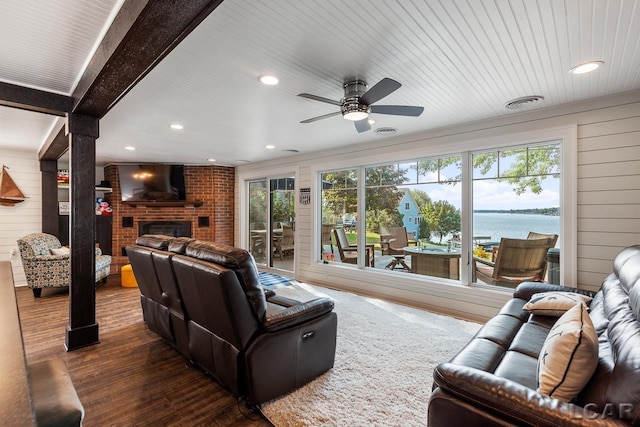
[0,148,41,286]
[576,104,640,291]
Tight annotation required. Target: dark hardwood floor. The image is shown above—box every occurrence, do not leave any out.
[16,276,272,427]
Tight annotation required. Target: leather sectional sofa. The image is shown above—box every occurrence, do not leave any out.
[126,235,337,405]
[429,245,640,426]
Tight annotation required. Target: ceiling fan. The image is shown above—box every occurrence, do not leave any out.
[298,78,424,133]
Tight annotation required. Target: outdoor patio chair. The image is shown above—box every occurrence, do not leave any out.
[333,227,374,266]
[527,231,558,247]
[385,226,411,271]
[273,224,294,260]
[321,224,334,254]
[473,235,557,287]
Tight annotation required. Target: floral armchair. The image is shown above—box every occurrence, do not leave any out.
[17,233,111,297]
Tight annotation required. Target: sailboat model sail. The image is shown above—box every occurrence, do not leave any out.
[0,165,27,206]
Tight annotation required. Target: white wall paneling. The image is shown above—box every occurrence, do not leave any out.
[0,148,42,286]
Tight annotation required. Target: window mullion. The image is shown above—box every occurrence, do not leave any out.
[357,165,366,268]
[460,151,472,285]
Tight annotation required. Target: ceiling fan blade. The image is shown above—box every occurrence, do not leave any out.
[354,119,371,133]
[370,105,424,117]
[300,111,342,123]
[360,78,402,105]
[297,93,342,106]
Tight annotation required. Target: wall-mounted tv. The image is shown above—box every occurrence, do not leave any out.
[118,164,187,202]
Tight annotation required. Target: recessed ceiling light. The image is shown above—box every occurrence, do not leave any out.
[265,144,275,149]
[569,61,604,75]
[258,75,279,85]
[169,123,184,130]
[207,158,216,162]
[125,146,136,151]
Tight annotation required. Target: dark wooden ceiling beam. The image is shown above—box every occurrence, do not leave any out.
[72,0,225,118]
[0,82,70,116]
[38,120,67,161]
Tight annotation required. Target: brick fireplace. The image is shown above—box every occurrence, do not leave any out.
[104,164,235,271]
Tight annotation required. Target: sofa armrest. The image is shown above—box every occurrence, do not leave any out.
[433,363,625,426]
[264,297,334,332]
[23,254,69,262]
[514,282,596,301]
[267,293,302,308]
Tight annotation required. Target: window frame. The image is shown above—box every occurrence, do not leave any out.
[313,126,577,287]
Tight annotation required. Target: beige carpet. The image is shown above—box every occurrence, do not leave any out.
[261,283,481,426]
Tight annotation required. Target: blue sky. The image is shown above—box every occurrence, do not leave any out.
[401,174,560,211]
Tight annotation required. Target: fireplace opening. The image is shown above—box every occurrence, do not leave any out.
[138,221,192,237]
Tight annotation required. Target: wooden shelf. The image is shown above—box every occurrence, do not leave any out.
[57,183,113,193]
[123,200,203,208]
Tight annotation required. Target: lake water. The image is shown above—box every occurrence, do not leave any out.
[472,212,559,243]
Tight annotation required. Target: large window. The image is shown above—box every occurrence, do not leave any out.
[320,169,358,265]
[471,144,560,285]
[363,157,462,280]
[318,140,562,288]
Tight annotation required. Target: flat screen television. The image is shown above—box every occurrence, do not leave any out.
[118,164,187,202]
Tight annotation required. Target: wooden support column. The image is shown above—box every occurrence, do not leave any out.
[65,114,99,351]
[40,159,58,236]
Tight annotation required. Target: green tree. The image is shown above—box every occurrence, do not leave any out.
[422,200,461,244]
[409,189,431,212]
[418,217,431,239]
[410,189,432,239]
[249,184,267,227]
[321,166,406,232]
[419,145,559,195]
[321,170,358,218]
[271,193,294,223]
[365,209,404,233]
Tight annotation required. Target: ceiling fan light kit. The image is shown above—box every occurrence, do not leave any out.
[298,77,424,133]
[342,98,370,121]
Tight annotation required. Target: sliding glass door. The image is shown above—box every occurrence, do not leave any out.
[270,176,295,271]
[248,179,268,264]
[247,176,295,272]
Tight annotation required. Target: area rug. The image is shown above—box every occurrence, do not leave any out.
[260,283,482,426]
[259,271,293,289]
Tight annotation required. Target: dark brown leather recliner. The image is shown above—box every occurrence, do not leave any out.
[126,235,194,358]
[428,245,640,426]
[128,236,337,405]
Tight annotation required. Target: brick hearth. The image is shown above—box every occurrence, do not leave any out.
[104,164,234,271]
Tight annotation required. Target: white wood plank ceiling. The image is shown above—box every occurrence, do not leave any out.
[1,0,640,164]
[0,0,121,153]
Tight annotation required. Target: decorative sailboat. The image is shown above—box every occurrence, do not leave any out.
[0,165,27,206]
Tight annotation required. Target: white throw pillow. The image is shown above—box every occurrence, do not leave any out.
[524,291,592,316]
[537,303,598,402]
[50,247,70,256]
